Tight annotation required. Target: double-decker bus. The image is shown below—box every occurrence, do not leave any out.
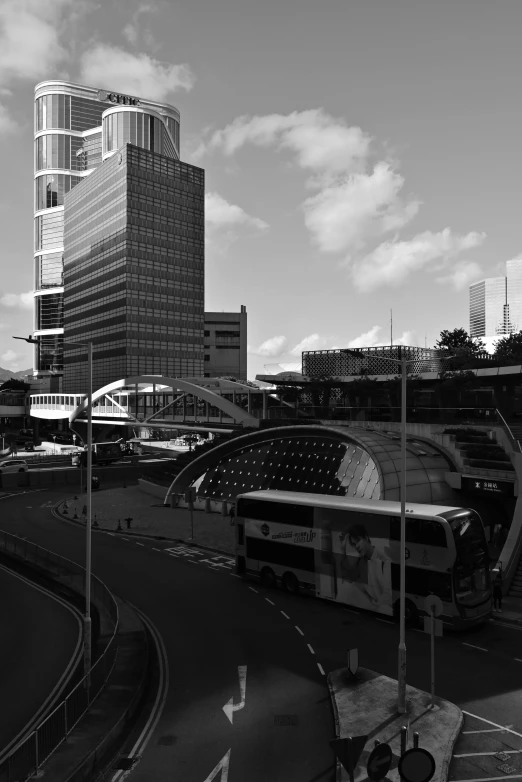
[235,490,492,629]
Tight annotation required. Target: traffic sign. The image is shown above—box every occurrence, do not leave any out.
[330,735,368,780]
[398,748,436,782]
[424,594,443,617]
[367,742,393,781]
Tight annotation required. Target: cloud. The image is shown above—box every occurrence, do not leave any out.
[0,102,16,134]
[122,3,158,47]
[436,260,483,291]
[0,0,72,83]
[252,336,288,357]
[289,333,327,356]
[1,349,17,364]
[303,162,420,253]
[334,325,418,349]
[194,109,370,181]
[350,229,486,292]
[205,192,268,231]
[0,291,33,308]
[80,43,195,101]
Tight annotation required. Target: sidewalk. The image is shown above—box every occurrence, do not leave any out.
[59,484,236,556]
[329,668,462,782]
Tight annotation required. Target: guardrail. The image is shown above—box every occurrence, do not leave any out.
[267,405,503,423]
[0,528,119,781]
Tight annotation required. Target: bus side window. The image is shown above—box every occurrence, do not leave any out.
[237,524,244,545]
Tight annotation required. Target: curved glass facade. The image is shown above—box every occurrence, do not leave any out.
[103,111,179,159]
[36,134,84,171]
[35,252,63,288]
[36,292,63,330]
[35,174,82,210]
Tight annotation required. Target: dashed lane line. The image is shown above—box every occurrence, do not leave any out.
[295,626,304,636]
[449,776,522,781]
[307,644,315,655]
[462,642,488,652]
[265,598,275,605]
[136,543,144,546]
[454,751,522,758]
[317,663,325,675]
[152,548,161,551]
[249,587,258,593]
[462,710,522,739]
[229,574,241,578]
[515,658,522,663]
[281,611,290,619]
[463,729,509,734]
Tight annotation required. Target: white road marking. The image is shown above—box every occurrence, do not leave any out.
[223,666,247,724]
[265,598,275,605]
[515,658,522,663]
[462,710,522,739]
[281,611,290,619]
[107,532,115,536]
[307,644,315,655]
[152,548,161,551]
[448,776,522,781]
[462,643,488,652]
[454,751,522,758]
[202,749,231,781]
[136,543,144,546]
[317,663,326,675]
[120,537,129,541]
[229,574,241,578]
[462,729,507,734]
[249,587,258,593]
[295,626,304,636]
[376,618,392,623]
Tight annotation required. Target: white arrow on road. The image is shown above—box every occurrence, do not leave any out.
[222,665,247,724]
[203,749,231,781]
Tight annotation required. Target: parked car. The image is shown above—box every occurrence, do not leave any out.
[24,442,35,451]
[0,459,29,473]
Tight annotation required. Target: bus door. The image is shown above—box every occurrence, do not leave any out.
[315,523,337,600]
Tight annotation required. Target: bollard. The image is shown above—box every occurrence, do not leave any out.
[73,512,78,520]
[63,503,68,515]
[374,739,381,747]
[123,480,127,488]
[93,514,98,528]
[74,495,78,500]
[125,517,132,529]
[117,519,122,531]
[205,497,211,514]
[413,732,419,748]
[400,725,408,756]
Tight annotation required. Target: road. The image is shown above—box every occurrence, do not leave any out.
[2,487,522,781]
[0,542,82,759]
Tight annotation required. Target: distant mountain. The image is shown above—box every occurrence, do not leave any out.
[0,366,33,382]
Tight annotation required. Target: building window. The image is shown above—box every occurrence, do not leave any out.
[204,330,210,336]
[204,354,210,361]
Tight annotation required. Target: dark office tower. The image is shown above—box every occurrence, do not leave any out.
[34,81,181,378]
[62,144,204,392]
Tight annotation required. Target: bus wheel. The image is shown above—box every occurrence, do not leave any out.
[260,567,277,588]
[282,572,300,595]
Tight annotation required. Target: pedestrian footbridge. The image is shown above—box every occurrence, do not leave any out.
[29,376,277,432]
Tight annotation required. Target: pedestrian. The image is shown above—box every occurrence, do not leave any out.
[493,523,502,548]
[229,504,235,525]
[493,570,504,613]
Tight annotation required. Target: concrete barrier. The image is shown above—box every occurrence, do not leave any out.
[0,471,29,489]
[137,479,167,499]
[52,471,67,485]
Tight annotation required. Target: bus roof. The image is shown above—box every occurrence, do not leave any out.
[236,490,463,518]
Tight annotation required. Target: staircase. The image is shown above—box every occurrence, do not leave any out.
[509,554,522,597]
[507,423,522,450]
[444,427,515,474]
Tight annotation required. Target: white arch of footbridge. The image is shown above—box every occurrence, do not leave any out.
[68,375,261,428]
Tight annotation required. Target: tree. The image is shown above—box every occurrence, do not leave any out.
[435,328,485,355]
[493,331,522,364]
[0,378,30,391]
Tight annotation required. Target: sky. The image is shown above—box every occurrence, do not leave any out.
[0,0,521,380]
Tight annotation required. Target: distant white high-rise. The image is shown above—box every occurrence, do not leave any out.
[469,259,522,339]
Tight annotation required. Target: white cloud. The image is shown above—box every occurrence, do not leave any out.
[289,333,327,356]
[194,109,370,181]
[0,102,16,134]
[436,260,483,291]
[0,0,72,83]
[205,192,268,231]
[335,325,418,349]
[0,291,33,309]
[122,3,158,47]
[80,44,195,101]
[252,336,288,357]
[1,349,17,364]
[350,229,486,292]
[303,162,420,253]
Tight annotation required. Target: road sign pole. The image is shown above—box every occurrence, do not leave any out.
[347,738,355,782]
[430,607,435,707]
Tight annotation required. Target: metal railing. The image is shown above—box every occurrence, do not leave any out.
[266,405,501,424]
[0,529,119,781]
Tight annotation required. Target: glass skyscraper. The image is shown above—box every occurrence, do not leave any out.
[506,260,522,333]
[34,80,181,377]
[469,277,509,337]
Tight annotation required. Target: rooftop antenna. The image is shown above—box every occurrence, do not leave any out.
[390,309,393,347]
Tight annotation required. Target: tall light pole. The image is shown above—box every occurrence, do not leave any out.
[14,334,94,684]
[344,346,453,714]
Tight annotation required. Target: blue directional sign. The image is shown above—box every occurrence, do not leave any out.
[367,743,393,781]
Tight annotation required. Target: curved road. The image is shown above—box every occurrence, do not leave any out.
[2,488,522,781]
[0,557,82,758]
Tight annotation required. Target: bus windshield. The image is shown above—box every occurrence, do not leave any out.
[449,510,490,604]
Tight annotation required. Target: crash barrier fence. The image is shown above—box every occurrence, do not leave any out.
[0,529,119,782]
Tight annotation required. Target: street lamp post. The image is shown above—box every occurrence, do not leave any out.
[14,334,94,684]
[344,347,452,714]
[52,435,56,455]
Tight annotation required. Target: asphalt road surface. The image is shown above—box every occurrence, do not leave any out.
[0,545,82,759]
[2,487,522,782]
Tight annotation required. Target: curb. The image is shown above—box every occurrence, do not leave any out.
[326,673,342,782]
[440,707,464,782]
[54,498,233,559]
